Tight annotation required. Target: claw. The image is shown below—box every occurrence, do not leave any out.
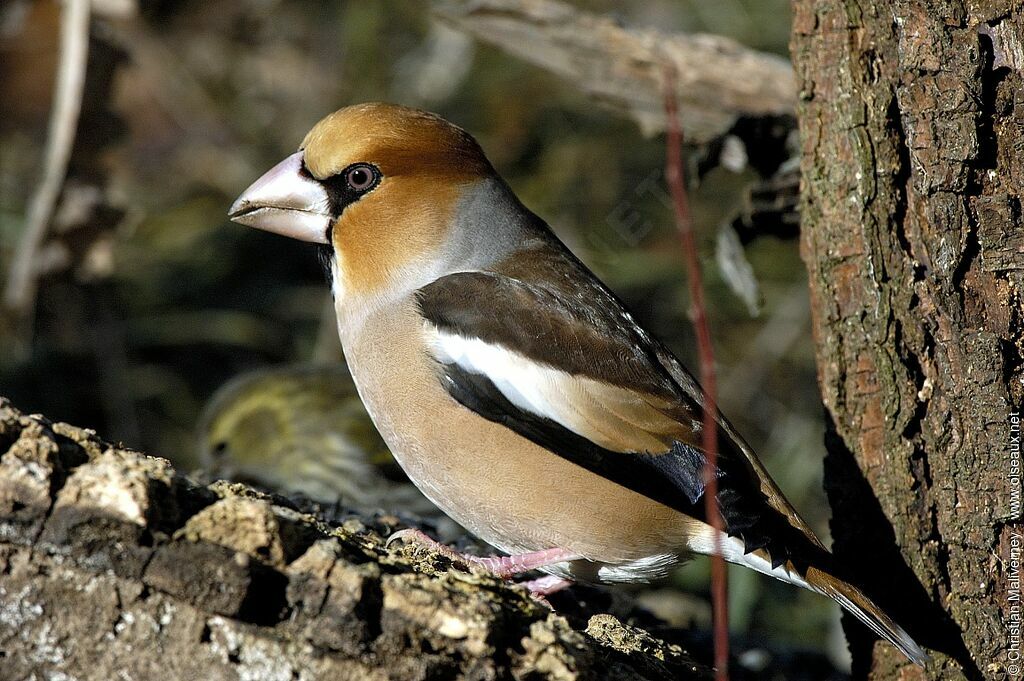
[386,528,580,580]
[386,527,478,570]
[385,528,422,548]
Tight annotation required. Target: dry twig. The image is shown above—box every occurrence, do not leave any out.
[663,64,729,680]
[4,0,91,318]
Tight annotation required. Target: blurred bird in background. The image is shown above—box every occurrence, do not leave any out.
[197,362,447,524]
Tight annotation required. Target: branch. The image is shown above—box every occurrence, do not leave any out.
[663,65,729,680]
[4,0,91,317]
[431,0,796,142]
[0,397,711,680]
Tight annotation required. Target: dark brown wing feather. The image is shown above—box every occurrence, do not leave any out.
[417,264,685,403]
[417,243,825,566]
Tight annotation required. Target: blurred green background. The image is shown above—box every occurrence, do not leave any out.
[0,0,847,673]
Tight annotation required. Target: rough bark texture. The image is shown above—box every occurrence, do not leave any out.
[0,399,709,681]
[791,1,1022,679]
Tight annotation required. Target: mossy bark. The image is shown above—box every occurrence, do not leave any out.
[0,399,709,681]
[791,1,1022,679]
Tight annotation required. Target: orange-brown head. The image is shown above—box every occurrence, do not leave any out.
[229,103,496,301]
[301,103,492,182]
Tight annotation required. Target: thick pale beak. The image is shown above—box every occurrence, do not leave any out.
[228,151,331,244]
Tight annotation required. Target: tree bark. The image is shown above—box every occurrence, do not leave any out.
[791,1,1022,679]
[0,399,710,681]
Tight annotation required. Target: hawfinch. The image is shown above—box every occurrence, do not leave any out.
[229,103,927,665]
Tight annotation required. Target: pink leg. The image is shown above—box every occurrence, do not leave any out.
[387,528,580,578]
[471,548,580,577]
[519,574,573,597]
[515,574,575,608]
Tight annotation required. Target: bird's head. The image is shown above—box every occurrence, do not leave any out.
[229,103,496,303]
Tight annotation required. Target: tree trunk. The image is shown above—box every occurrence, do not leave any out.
[791,1,1022,679]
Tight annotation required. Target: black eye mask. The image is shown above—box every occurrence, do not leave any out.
[306,161,383,218]
[312,161,382,285]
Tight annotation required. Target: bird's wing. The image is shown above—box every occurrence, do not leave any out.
[416,267,824,568]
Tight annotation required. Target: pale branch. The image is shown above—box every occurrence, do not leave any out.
[430,0,796,142]
[4,0,91,317]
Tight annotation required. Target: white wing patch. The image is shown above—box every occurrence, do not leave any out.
[427,327,683,454]
[431,329,552,417]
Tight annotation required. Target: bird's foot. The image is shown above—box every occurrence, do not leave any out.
[519,574,573,596]
[387,528,472,567]
[386,528,579,579]
[517,574,573,608]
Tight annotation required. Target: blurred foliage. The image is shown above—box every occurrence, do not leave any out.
[0,0,847,670]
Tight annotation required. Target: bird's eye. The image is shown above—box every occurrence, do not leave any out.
[343,164,380,193]
[212,441,228,458]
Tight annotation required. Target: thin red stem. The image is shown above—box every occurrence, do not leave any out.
[662,63,729,681]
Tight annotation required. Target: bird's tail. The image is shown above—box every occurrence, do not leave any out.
[700,531,929,666]
[802,566,930,666]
